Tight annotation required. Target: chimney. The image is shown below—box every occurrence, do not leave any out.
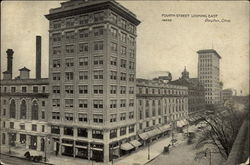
[3,49,14,80]
[36,36,41,79]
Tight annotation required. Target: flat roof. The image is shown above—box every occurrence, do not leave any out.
[197,49,221,59]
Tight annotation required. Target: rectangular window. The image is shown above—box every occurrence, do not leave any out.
[120,72,126,81]
[110,27,118,38]
[52,86,61,94]
[10,122,14,129]
[52,99,60,107]
[120,126,126,136]
[79,85,88,94]
[120,59,126,68]
[129,61,135,70]
[94,12,104,22]
[52,33,61,42]
[121,19,126,29]
[33,86,38,93]
[65,58,74,67]
[65,45,75,54]
[129,49,135,58]
[78,113,87,122]
[129,74,135,82]
[79,71,88,80]
[42,111,45,119]
[94,41,104,51]
[79,99,88,108]
[120,99,126,107]
[129,112,134,119]
[110,13,117,24]
[79,43,88,53]
[110,71,117,80]
[79,29,89,38]
[32,124,37,131]
[65,31,75,42]
[65,85,74,94]
[51,125,60,134]
[20,124,25,130]
[129,125,135,133]
[120,113,126,120]
[66,18,74,27]
[65,113,73,121]
[21,86,27,93]
[42,125,45,132]
[64,127,74,136]
[52,112,60,120]
[129,87,134,94]
[93,70,103,80]
[53,46,61,56]
[121,46,127,56]
[79,57,88,66]
[42,101,46,107]
[93,114,103,123]
[110,56,117,66]
[129,99,134,107]
[52,73,60,81]
[93,85,103,94]
[78,128,88,137]
[120,86,126,94]
[110,100,117,108]
[110,114,117,122]
[110,129,117,139]
[93,100,103,109]
[92,129,103,139]
[65,72,74,81]
[110,85,117,94]
[65,99,74,108]
[111,42,117,52]
[93,26,104,36]
[79,14,89,25]
[93,56,103,65]
[53,21,61,29]
[121,32,127,43]
[129,36,135,46]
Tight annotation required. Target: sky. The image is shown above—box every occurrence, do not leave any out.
[1,0,249,95]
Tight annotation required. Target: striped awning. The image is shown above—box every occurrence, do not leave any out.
[120,142,134,151]
[158,124,171,132]
[139,132,149,140]
[129,140,142,148]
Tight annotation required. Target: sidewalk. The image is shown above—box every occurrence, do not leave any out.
[0,126,197,165]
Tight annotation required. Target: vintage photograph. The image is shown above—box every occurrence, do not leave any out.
[0,0,249,165]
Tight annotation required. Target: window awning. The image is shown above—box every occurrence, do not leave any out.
[120,142,134,151]
[139,132,149,140]
[158,124,171,132]
[129,140,142,148]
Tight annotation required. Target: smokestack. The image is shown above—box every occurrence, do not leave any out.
[3,49,14,80]
[36,36,41,79]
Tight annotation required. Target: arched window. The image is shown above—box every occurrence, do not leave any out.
[10,99,16,118]
[31,100,39,120]
[20,100,27,119]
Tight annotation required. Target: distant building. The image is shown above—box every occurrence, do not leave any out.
[168,67,206,117]
[0,37,50,153]
[197,49,221,105]
[136,78,189,142]
[221,89,233,104]
[45,0,140,162]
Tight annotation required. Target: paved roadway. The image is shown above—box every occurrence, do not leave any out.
[0,154,36,165]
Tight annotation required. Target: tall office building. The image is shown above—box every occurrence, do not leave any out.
[45,0,140,162]
[197,49,221,104]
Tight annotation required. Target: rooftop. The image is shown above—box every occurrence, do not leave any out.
[197,49,221,59]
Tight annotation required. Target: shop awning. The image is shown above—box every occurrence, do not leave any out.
[158,124,171,132]
[120,143,134,151]
[129,140,142,148]
[139,132,149,140]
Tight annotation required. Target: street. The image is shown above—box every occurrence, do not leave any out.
[0,154,35,165]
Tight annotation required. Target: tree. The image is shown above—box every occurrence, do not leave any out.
[194,103,248,161]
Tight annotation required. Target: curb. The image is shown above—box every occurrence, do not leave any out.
[0,153,55,165]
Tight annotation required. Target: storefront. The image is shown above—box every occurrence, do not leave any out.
[75,141,88,159]
[61,139,74,157]
[120,142,134,156]
[109,141,120,161]
[91,143,104,162]
[158,124,171,136]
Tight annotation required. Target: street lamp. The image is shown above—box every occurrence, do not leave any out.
[147,139,150,160]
